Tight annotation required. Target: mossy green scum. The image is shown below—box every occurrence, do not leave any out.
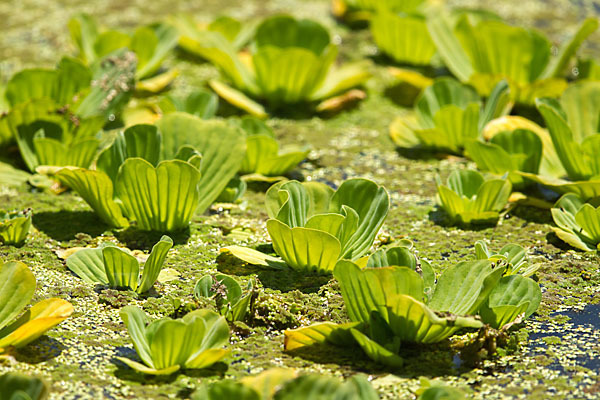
[1,0,600,399]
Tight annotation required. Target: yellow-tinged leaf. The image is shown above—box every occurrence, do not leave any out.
[116,356,180,375]
[135,69,179,93]
[241,368,298,400]
[316,89,366,113]
[184,348,230,369]
[388,69,434,90]
[157,268,180,283]
[209,80,267,118]
[220,246,287,270]
[55,247,85,260]
[241,173,288,183]
[284,321,359,351]
[0,298,73,349]
[389,115,420,147]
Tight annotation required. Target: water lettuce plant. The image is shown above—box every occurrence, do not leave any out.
[474,241,539,277]
[117,306,229,375]
[436,170,512,225]
[69,14,178,92]
[180,15,371,116]
[0,52,136,168]
[428,14,598,104]
[0,373,48,400]
[285,257,500,366]
[224,178,389,274]
[0,208,32,246]
[390,78,510,154]
[550,193,600,251]
[520,82,600,199]
[0,260,73,353]
[193,368,379,399]
[56,114,245,231]
[65,236,172,293]
[195,274,255,322]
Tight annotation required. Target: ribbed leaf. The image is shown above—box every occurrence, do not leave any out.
[33,137,98,168]
[102,247,140,291]
[537,98,591,180]
[415,78,480,129]
[471,179,512,213]
[97,124,161,182]
[208,80,268,118]
[68,13,99,64]
[65,248,109,285]
[371,12,435,65]
[385,294,482,343]
[559,82,600,144]
[120,306,153,367]
[349,329,404,367]
[56,168,128,228]
[156,114,246,214]
[334,261,424,323]
[0,298,73,349]
[274,373,380,400]
[329,179,389,260]
[116,158,200,231]
[0,213,31,246]
[427,14,474,82]
[479,275,541,329]
[241,134,308,176]
[284,321,359,351]
[429,260,504,315]
[267,219,341,274]
[575,204,600,242]
[0,261,36,331]
[518,173,600,200]
[132,23,178,79]
[274,181,310,228]
[137,235,173,293]
[252,46,336,104]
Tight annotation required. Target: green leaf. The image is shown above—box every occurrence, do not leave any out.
[120,306,153,367]
[133,23,178,79]
[0,261,36,331]
[76,49,136,119]
[93,31,130,59]
[138,235,173,293]
[254,16,331,55]
[334,261,424,323]
[0,211,32,246]
[274,374,379,400]
[385,294,482,343]
[162,89,218,119]
[116,158,201,231]
[284,321,359,351]
[310,61,371,102]
[0,373,48,400]
[241,134,309,177]
[209,80,268,118]
[427,13,474,82]
[0,162,31,187]
[68,14,99,64]
[65,248,109,285]
[56,168,129,228]
[33,137,99,169]
[418,385,465,400]
[371,11,435,66]
[273,181,310,228]
[253,46,336,105]
[329,179,389,259]
[97,124,161,182]
[102,247,140,291]
[156,114,246,214]
[267,219,341,274]
[192,381,261,400]
[349,328,404,367]
[479,275,541,329]
[429,260,504,315]
[542,18,598,79]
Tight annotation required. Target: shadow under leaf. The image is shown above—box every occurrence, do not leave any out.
[14,336,65,363]
[33,211,110,241]
[115,226,191,250]
[428,208,497,231]
[216,250,331,294]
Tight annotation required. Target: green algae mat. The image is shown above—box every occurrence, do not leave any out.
[1,0,600,399]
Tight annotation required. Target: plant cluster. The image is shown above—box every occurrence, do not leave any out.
[2,1,599,398]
